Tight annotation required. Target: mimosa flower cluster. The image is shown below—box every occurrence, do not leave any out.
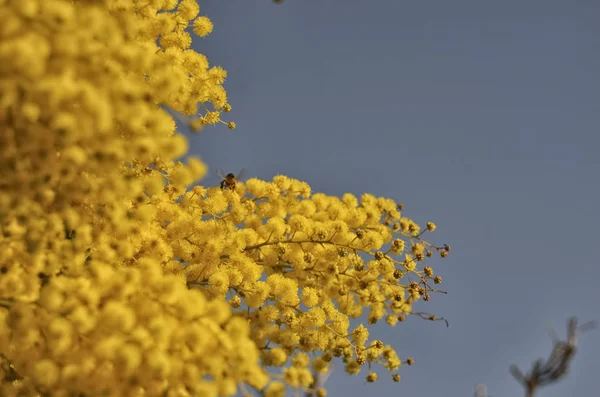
[0,0,449,396]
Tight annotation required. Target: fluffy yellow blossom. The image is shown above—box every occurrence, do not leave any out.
[208,271,230,297]
[32,359,60,388]
[351,324,369,347]
[0,0,448,395]
[344,360,361,375]
[178,0,200,20]
[267,274,300,306]
[265,382,286,397]
[193,16,214,37]
[301,287,319,307]
[263,347,288,367]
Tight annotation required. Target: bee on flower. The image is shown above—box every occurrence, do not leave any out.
[218,168,246,190]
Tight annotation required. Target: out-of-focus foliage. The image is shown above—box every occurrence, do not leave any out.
[0,0,449,396]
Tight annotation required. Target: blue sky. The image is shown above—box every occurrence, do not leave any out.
[185,1,600,396]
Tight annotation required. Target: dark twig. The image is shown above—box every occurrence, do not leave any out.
[509,317,597,397]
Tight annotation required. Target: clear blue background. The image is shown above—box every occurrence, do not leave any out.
[185,1,599,396]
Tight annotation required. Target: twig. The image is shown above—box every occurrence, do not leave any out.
[509,317,597,397]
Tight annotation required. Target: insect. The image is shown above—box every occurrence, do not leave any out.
[305,365,333,397]
[218,169,246,190]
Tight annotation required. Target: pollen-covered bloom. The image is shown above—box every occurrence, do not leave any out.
[0,0,448,395]
[193,16,214,37]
